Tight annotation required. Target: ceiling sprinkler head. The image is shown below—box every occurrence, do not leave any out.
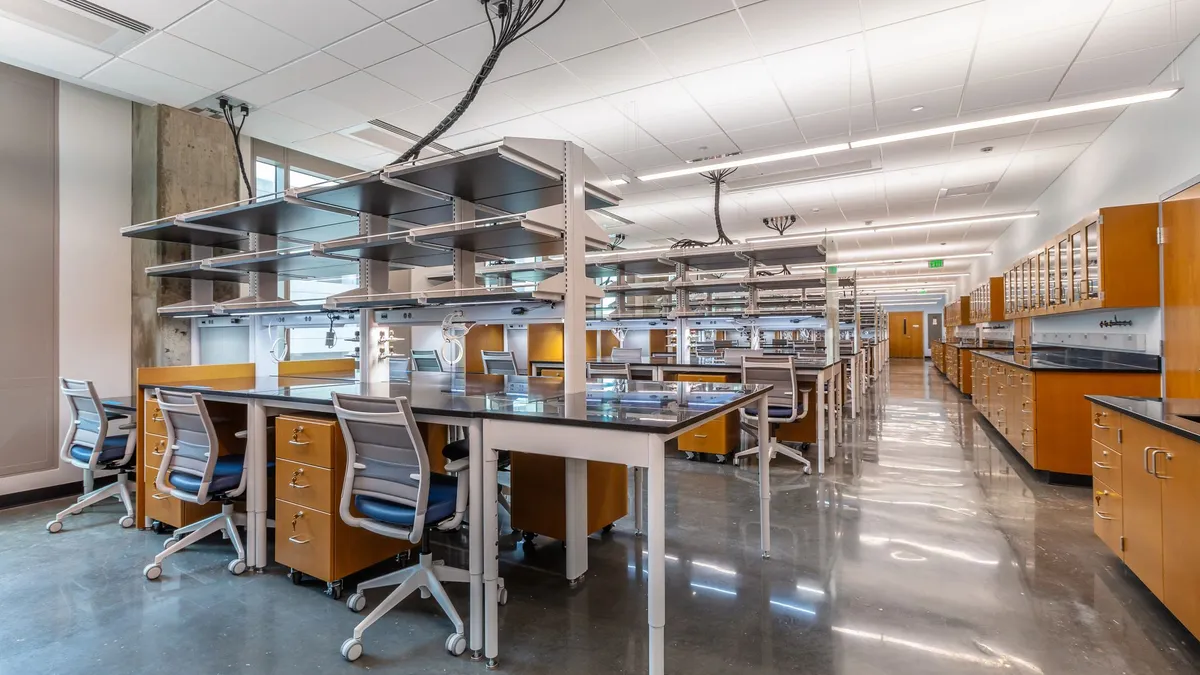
[981,146,995,153]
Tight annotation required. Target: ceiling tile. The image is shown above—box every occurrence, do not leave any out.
[485,113,573,141]
[241,108,325,143]
[951,120,1037,145]
[0,15,111,78]
[970,23,1092,82]
[486,64,596,113]
[765,36,873,117]
[225,0,379,47]
[680,61,793,131]
[871,50,972,101]
[561,40,672,97]
[795,105,875,142]
[542,99,641,153]
[1056,42,1183,96]
[1030,106,1122,131]
[725,119,806,151]
[665,132,740,161]
[266,90,370,131]
[87,0,209,28]
[121,32,259,92]
[948,131,1027,160]
[437,127,501,150]
[433,87,531,131]
[860,0,981,29]
[608,145,682,171]
[740,0,863,55]
[1022,121,1110,150]
[226,51,356,106]
[866,3,985,67]
[606,81,722,144]
[389,0,485,42]
[295,132,383,161]
[526,0,637,61]
[1079,0,1200,61]
[642,11,758,77]
[979,0,1108,42]
[590,153,631,175]
[874,86,964,129]
[350,0,429,19]
[880,135,954,170]
[430,25,550,81]
[960,66,1065,112]
[603,0,734,36]
[84,58,209,107]
[313,71,420,117]
[168,1,313,71]
[323,22,419,68]
[367,46,472,100]
[378,102,450,133]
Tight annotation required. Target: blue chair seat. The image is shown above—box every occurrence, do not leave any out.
[168,455,247,496]
[745,405,798,419]
[355,473,459,527]
[69,435,130,465]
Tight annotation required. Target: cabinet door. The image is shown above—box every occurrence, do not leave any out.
[1037,250,1047,311]
[1071,229,1085,304]
[1085,220,1101,300]
[1121,420,1165,599]
[1160,436,1200,635]
[1057,238,1069,305]
[1048,244,1059,308]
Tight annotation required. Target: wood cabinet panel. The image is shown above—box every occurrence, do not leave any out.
[1120,419,1165,599]
[1091,402,1120,449]
[1160,436,1200,636]
[1163,196,1200,398]
[1093,479,1124,561]
[275,458,334,512]
[276,415,336,468]
[1091,439,1122,493]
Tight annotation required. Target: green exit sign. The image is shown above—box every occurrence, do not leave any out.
[827,266,838,274]
[928,259,944,268]
[918,289,928,294]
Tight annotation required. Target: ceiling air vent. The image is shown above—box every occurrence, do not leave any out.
[0,0,149,52]
[726,159,879,194]
[940,181,997,199]
[57,0,150,33]
[342,119,457,157]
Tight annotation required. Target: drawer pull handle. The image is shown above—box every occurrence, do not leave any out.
[289,427,310,446]
[151,442,165,456]
[1094,511,1115,521]
[288,536,311,545]
[1021,441,1034,447]
[1093,461,1113,469]
[151,413,163,422]
[288,468,308,489]
[693,434,708,439]
[152,493,170,500]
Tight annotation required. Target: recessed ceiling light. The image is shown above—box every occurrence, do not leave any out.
[743,212,1037,244]
[911,105,925,112]
[812,207,821,212]
[637,143,850,181]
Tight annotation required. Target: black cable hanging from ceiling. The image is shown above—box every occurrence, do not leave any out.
[670,168,737,249]
[391,0,566,165]
[608,233,626,250]
[221,99,252,197]
[756,214,798,276]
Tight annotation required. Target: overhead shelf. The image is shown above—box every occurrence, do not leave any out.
[206,245,360,279]
[318,231,455,267]
[146,259,247,283]
[121,218,247,248]
[179,197,362,242]
[297,174,453,225]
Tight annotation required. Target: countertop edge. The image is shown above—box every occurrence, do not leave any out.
[971,351,1159,373]
[1085,395,1200,445]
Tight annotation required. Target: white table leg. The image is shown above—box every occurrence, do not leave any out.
[756,394,771,559]
[249,400,268,570]
[816,371,826,474]
[827,374,837,460]
[483,438,500,670]
[564,458,588,584]
[633,467,645,536]
[468,419,484,661]
[647,436,666,675]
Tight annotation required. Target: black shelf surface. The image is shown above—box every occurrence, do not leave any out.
[147,260,247,283]
[181,198,361,241]
[208,249,359,278]
[411,220,564,259]
[123,220,247,248]
[299,175,453,225]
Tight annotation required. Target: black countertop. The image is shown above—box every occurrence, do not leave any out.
[1087,396,1200,445]
[971,350,1160,373]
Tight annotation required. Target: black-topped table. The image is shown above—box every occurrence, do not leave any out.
[147,372,771,674]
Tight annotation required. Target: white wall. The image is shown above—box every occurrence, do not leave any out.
[971,38,1200,289]
[0,83,132,495]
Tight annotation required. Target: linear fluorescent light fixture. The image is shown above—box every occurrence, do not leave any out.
[638,143,850,181]
[746,212,1037,244]
[850,84,1181,148]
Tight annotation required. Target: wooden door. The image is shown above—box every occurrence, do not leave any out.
[888,311,924,358]
[1160,434,1200,635]
[1121,419,1165,599]
[1163,197,1200,398]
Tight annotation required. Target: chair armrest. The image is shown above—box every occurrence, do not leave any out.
[444,458,470,474]
[234,430,248,439]
[118,422,137,430]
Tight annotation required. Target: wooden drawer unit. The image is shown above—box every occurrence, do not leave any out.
[676,374,738,455]
[144,398,166,436]
[276,415,337,468]
[276,500,335,582]
[276,458,335,511]
[1091,439,1122,493]
[144,433,168,469]
[1093,480,1124,561]
[1091,402,1120,449]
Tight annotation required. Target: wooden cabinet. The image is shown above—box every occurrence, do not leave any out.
[676,374,738,455]
[969,277,1005,324]
[932,341,944,373]
[944,296,971,328]
[1161,436,1200,636]
[1003,204,1158,319]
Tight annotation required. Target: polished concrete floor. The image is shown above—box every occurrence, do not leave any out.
[3,359,1199,674]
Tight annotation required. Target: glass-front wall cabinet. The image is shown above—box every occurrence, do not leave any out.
[1071,230,1085,303]
[1085,220,1100,300]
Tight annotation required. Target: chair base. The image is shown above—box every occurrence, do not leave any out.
[47,472,134,532]
[144,502,246,580]
[735,437,812,474]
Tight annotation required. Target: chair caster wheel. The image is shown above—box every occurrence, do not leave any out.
[803,466,813,475]
[163,537,178,550]
[118,515,135,529]
[716,453,729,464]
[347,592,366,613]
[341,638,363,662]
[601,523,614,534]
[144,563,162,580]
[326,581,344,600]
[149,521,168,535]
[684,451,697,460]
[228,559,247,576]
[498,586,508,606]
[446,632,467,656]
[521,532,537,544]
[46,520,63,533]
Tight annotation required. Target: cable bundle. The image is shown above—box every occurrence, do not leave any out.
[220,99,252,197]
[670,168,738,249]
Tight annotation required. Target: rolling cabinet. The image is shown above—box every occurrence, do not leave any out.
[274,414,409,598]
[675,374,739,459]
[141,397,232,531]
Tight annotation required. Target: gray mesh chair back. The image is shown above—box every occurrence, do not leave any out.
[740,356,803,423]
[587,362,632,379]
[60,378,110,467]
[332,392,431,544]
[411,350,444,372]
[155,389,238,504]
[481,350,519,375]
[724,349,764,365]
[611,348,643,362]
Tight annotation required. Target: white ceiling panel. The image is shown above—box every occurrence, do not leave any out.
[961,66,1066,112]
[486,64,595,112]
[313,71,419,117]
[437,127,500,150]
[680,61,792,131]
[952,120,1038,145]
[240,108,324,144]
[880,135,954,170]
[266,90,369,131]
[665,133,740,162]
[740,0,862,55]
[871,50,972,101]
[226,0,378,47]
[874,86,964,129]
[485,113,572,141]
[859,0,981,30]
[642,11,758,77]
[884,166,948,201]
[350,0,429,19]
[970,23,1092,82]
[883,198,941,219]
[295,132,382,161]
[378,102,449,133]
[1079,0,1200,61]
[603,0,734,36]
[1030,105,1122,131]
[168,1,313,71]
[226,51,355,106]
[430,25,550,81]
[608,145,681,171]
[323,22,419,69]
[726,119,806,151]
[1056,42,1184,96]
[367,46,471,100]
[765,36,873,117]
[525,0,636,62]
[84,58,208,106]
[561,40,672,97]
[1021,121,1110,151]
[388,0,484,43]
[88,0,209,28]
[979,0,1109,42]
[795,105,876,142]
[606,81,722,144]
[865,4,985,67]
[0,14,111,78]
[121,32,259,92]
[542,99,638,151]
[947,133,1027,161]
[433,86,531,131]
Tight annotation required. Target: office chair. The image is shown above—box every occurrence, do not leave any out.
[586,361,632,379]
[734,356,813,474]
[143,389,250,580]
[610,348,643,362]
[332,392,504,662]
[411,349,444,372]
[723,348,764,365]
[46,378,137,532]
[481,350,519,375]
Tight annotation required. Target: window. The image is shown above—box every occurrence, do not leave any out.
[255,159,282,202]
[288,167,331,190]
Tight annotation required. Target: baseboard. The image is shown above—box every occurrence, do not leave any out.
[0,474,116,511]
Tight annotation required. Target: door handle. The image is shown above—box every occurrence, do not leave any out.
[1151,449,1173,478]
[1143,446,1166,473]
